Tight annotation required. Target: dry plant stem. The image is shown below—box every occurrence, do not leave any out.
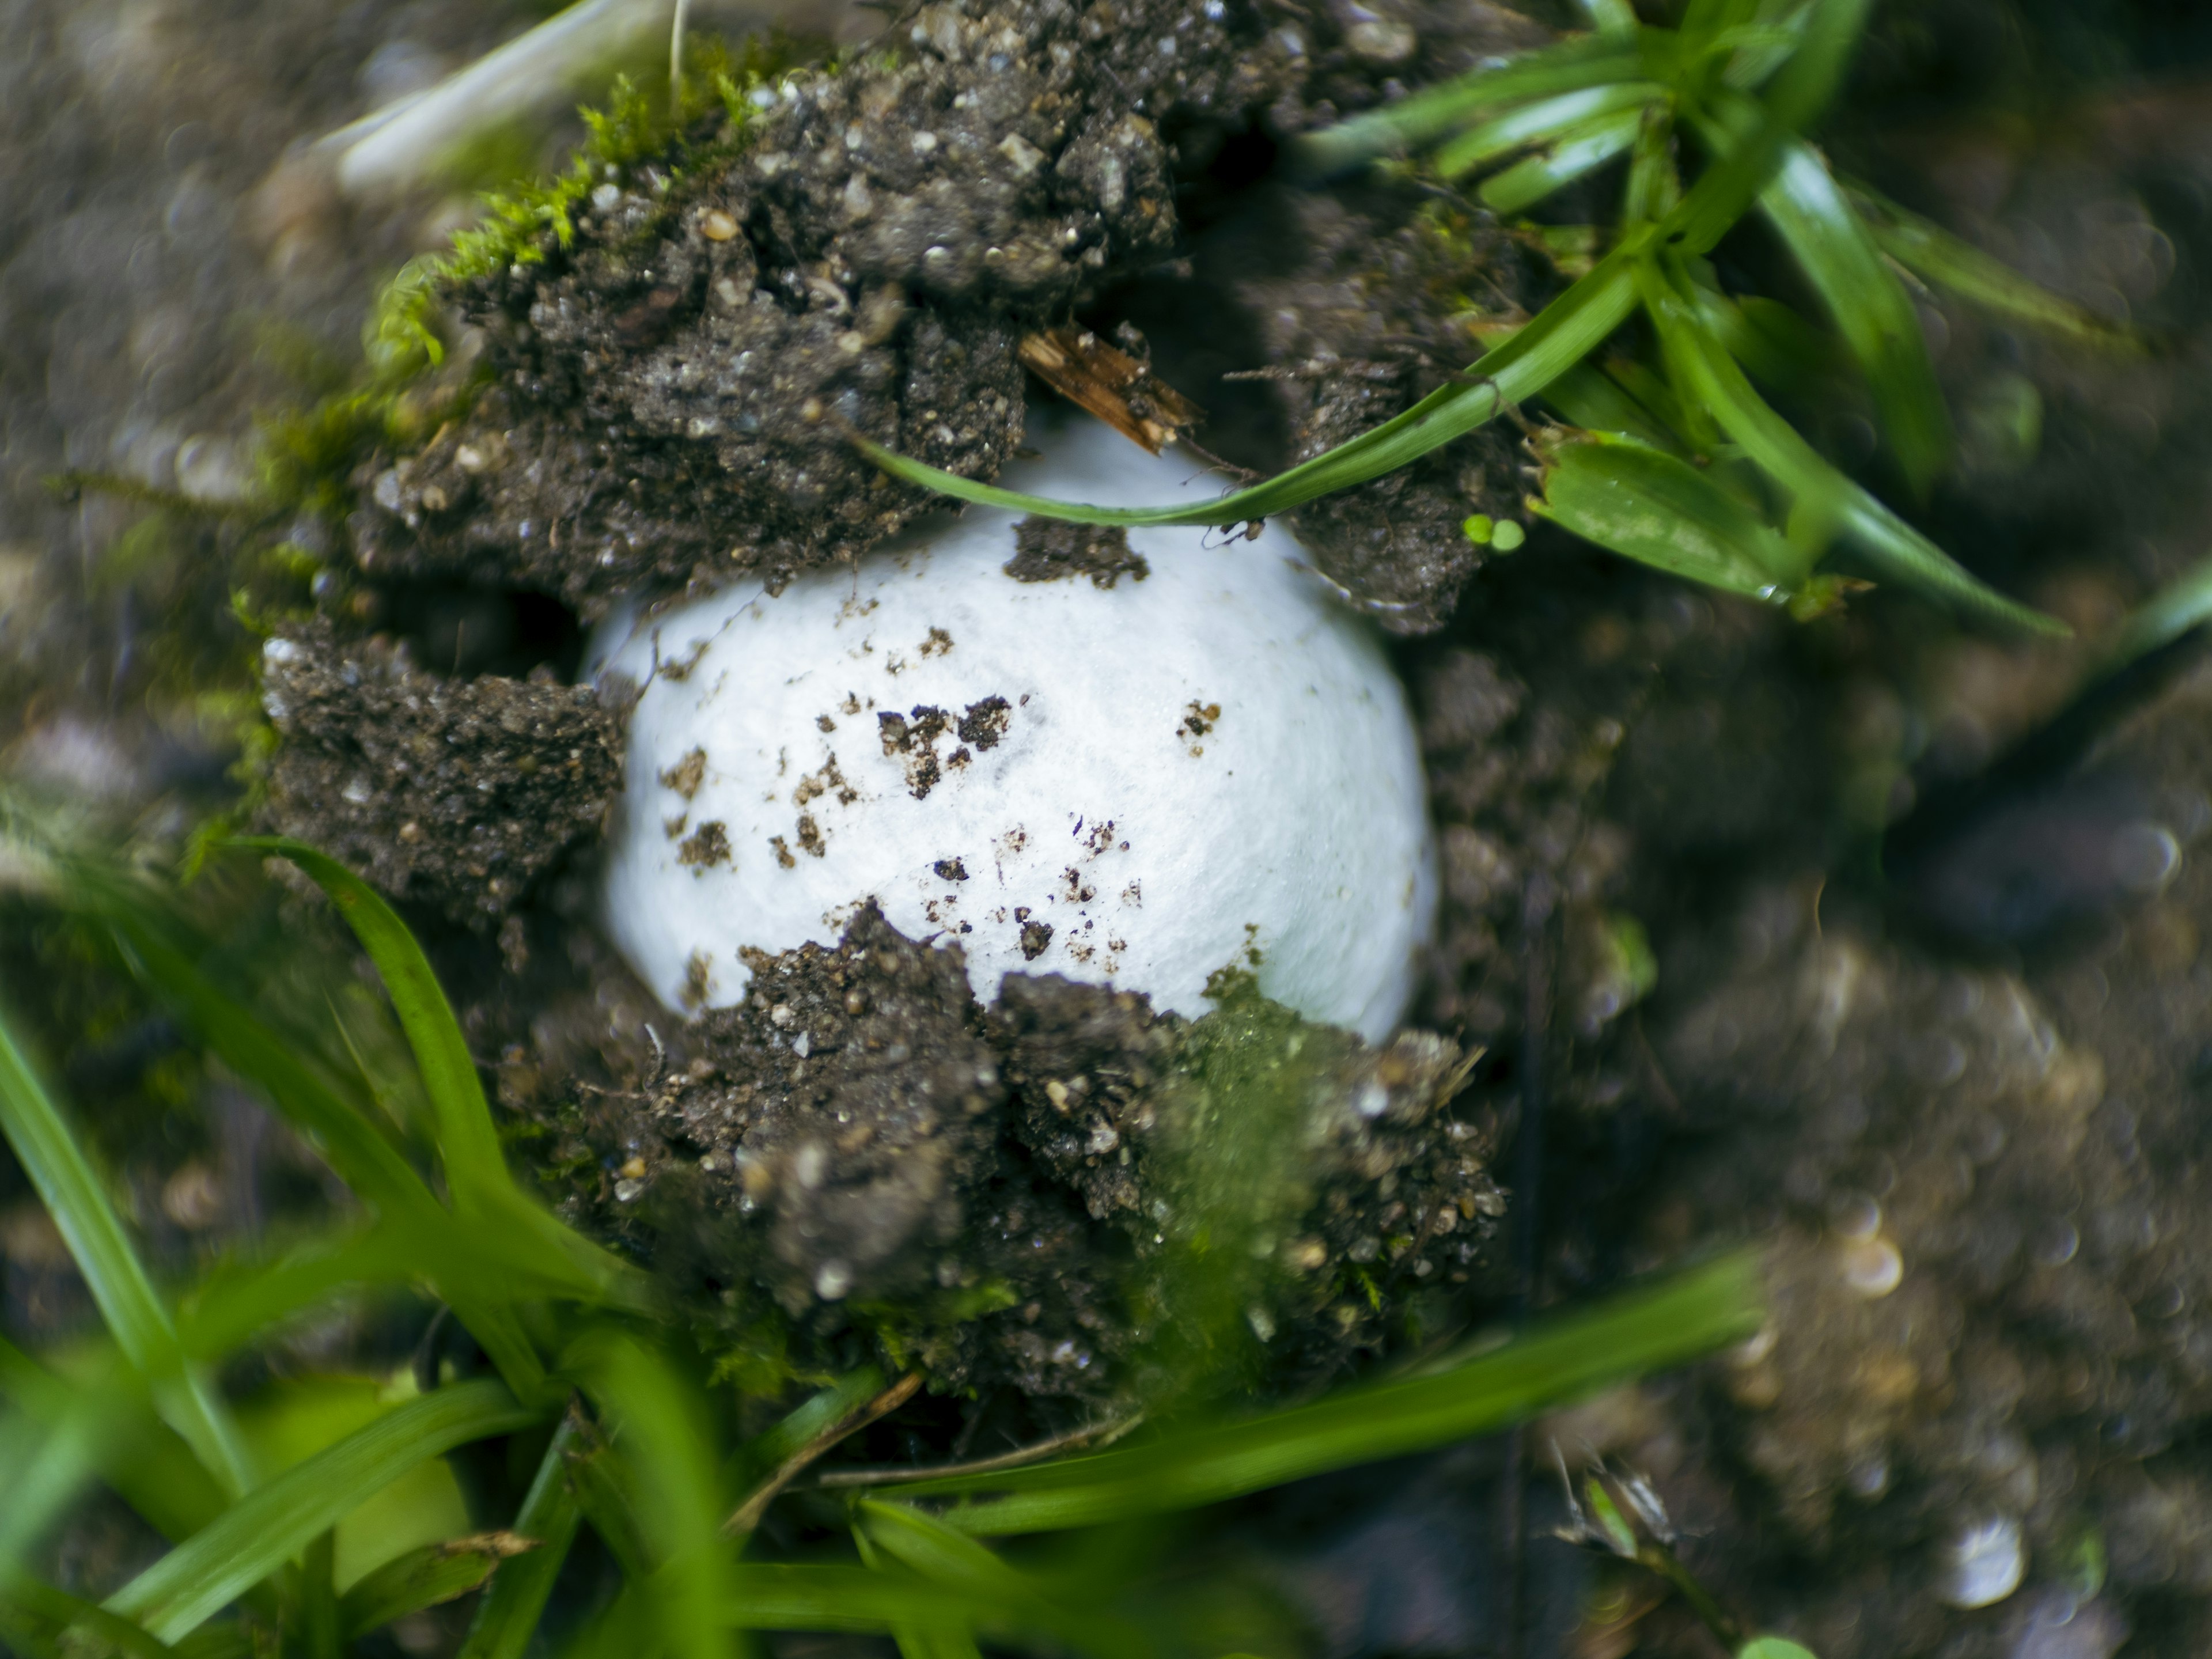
[809,1413,1145,1490]
[722,1372,924,1535]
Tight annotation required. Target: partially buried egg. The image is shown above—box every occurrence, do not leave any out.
[590,410,1435,1042]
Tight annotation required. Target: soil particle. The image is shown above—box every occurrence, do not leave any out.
[676,820,731,869]
[1018,918,1055,959]
[256,623,620,926]
[1005,516,1150,588]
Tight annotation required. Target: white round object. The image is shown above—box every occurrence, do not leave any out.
[590,411,1435,1041]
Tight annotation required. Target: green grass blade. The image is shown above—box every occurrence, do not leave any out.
[2105,554,2212,671]
[1479,108,1649,214]
[0,1399,107,1570]
[859,1507,1153,1659]
[1694,103,1952,493]
[302,1529,341,1659]
[1577,0,1641,39]
[1637,257,2065,634]
[857,249,1643,526]
[1290,36,1646,176]
[569,1330,730,1659]
[1531,428,1805,598]
[1844,182,2139,350]
[0,1005,253,1499]
[1536,362,1683,450]
[852,1524,984,1659]
[220,838,512,1215]
[457,1415,585,1659]
[1434,83,1662,179]
[340,1534,532,1640]
[103,1378,542,1643]
[0,1574,178,1659]
[0,1338,226,1543]
[219,838,640,1302]
[899,1254,1761,1536]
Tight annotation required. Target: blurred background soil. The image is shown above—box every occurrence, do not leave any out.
[15,1,2212,1656]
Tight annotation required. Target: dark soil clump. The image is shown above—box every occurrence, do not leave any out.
[258,622,622,927]
[1005,515,1150,588]
[502,904,1502,1407]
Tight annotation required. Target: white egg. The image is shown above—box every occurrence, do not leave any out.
[590,411,1435,1041]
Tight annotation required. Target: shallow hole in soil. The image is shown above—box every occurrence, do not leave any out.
[367,580,587,682]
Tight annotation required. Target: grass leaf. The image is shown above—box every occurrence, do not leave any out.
[1531,427,1805,598]
[1844,182,2139,350]
[568,1329,730,1659]
[340,1532,537,1640]
[457,1416,585,1659]
[1290,36,1646,176]
[218,838,642,1306]
[893,1253,1761,1535]
[1637,257,2064,634]
[0,1004,253,1498]
[1694,103,1953,494]
[1478,107,1650,214]
[219,839,512,1215]
[1434,83,1663,179]
[0,1573,178,1659]
[103,1377,541,1643]
[0,1337,226,1544]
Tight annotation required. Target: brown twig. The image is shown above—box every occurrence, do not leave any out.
[808,1412,1144,1490]
[721,1370,924,1536]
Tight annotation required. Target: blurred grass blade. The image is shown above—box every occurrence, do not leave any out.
[731,1366,885,1490]
[853,1524,983,1659]
[1637,257,2064,634]
[1479,108,1649,214]
[1695,101,1953,493]
[0,1338,226,1543]
[856,1504,1146,1659]
[0,1397,107,1571]
[104,1377,541,1642]
[0,1574,177,1659]
[302,1530,340,1659]
[1578,0,1640,39]
[899,1254,1760,1536]
[221,839,512,1215]
[1532,428,1805,598]
[458,1415,585,1659]
[220,838,640,1301]
[713,1565,1013,1637]
[1434,83,1662,179]
[569,1329,730,1659]
[340,1532,536,1640]
[0,1006,253,1499]
[1291,36,1646,176]
[1844,183,2139,349]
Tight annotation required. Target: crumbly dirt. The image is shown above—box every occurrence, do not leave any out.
[497,902,1503,1407]
[258,620,622,927]
[1005,514,1150,587]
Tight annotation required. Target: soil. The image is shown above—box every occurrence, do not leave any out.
[18,0,2212,1656]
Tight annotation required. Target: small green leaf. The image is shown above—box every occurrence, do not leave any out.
[0,1005,252,1499]
[1577,0,1640,40]
[1738,1640,1821,1659]
[1532,427,1804,599]
[103,1378,541,1643]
